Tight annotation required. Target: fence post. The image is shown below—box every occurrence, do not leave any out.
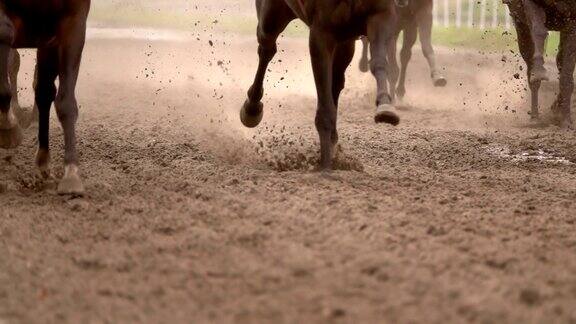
[467,0,475,27]
[491,0,499,28]
[456,0,462,27]
[443,0,450,27]
[433,0,438,25]
[505,5,511,29]
[479,0,487,29]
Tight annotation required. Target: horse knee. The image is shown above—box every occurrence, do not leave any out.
[257,30,277,59]
[0,16,14,44]
[55,94,78,123]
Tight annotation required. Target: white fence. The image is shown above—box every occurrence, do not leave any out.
[433,0,512,29]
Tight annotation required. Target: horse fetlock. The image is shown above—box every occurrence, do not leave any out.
[36,149,51,178]
[0,113,22,149]
[431,71,447,87]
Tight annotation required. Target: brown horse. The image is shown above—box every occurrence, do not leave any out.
[359,0,446,100]
[0,0,91,194]
[7,49,37,127]
[506,0,576,127]
[241,0,401,170]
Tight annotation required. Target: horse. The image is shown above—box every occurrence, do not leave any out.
[7,49,37,128]
[241,0,402,170]
[505,0,576,128]
[0,0,91,195]
[359,0,446,101]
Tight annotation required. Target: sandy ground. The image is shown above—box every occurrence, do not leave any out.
[1,30,576,323]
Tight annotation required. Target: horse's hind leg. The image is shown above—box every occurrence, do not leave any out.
[310,29,337,169]
[555,28,576,128]
[240,0,294,128]
[8,50,22,117]
[514,19,541,119]
[54,14,88,195]
[0,14,22,149]
[34,47,58,179]
[368,10,400,125]
[358,36,370,73]
[331,40,355,148]
[396,25,417,99]
[418,3,446,87]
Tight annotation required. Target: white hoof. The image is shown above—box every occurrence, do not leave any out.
[58,164,85,195]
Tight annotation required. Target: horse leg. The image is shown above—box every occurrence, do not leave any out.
[523,0,549,83]
[54,15,87,195]
[331,40,355,148]
[30,65,39,124]
[555,28,576,128]
[8,50,22,118]
[310,28,337,169]
[34,48,58,179]
[386,29,399,104]
[240,0,294,128]
[358,36,370,73]
[418,4,446,87]
[368,11,400,125]
[0,14,22,149]
[396,25,417,99]
[514,19,541,119]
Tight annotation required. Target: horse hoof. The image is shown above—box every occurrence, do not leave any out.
[396,88,406,99]
[0,124,23,149]
[375,104,400,126]
[560,118,573,130]
[433,77,447,87]
[57,165,85,196]
[240,100,263,128]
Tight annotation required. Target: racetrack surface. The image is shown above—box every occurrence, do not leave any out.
[1,32,576,323]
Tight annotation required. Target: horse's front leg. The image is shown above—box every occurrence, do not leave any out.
[555,28,576,128]
[54,14,88,195]
[359,36,370,73]
[418,4,446,87]
[0,14,22,149]
[309,28,337,170]
[368,11,400,125]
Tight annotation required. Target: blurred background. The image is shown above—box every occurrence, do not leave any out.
[91,0,560,54]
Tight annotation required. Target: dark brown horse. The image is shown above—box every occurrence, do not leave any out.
[359,0,446,100]
[506,0,576,127]
[0,0,91,194]
[241,0,401,170]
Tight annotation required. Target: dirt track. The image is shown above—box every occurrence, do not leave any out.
[1,32,576,323]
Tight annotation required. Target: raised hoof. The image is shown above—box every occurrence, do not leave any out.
[240,100,263,128]
[57,165,85,196]
[0,125,23,149]
[375,104,400,126]
[433,77,447,87]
